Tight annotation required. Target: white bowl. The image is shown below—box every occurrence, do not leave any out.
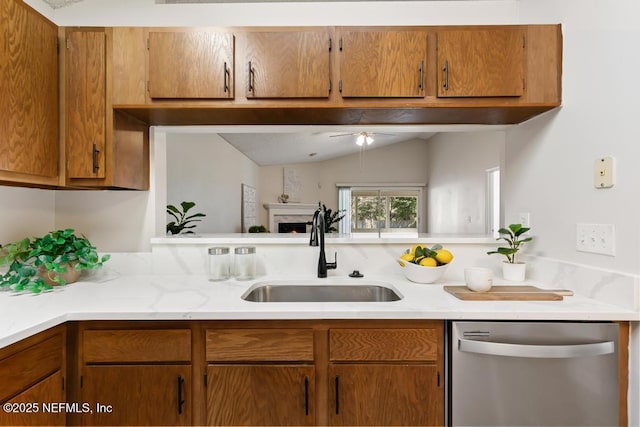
[464,267,493,292]
[398,259,448,284]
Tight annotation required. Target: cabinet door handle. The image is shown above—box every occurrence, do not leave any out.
[248,61,254,93]
[177,375,185,415]
[223,61,229,93]
[419,60,424,91]
[442,59,449,91]
[92,143,100,173]
[304,376,309,416]
[334,375,340,415]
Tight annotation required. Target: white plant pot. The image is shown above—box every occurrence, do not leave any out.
[502,262,526,282]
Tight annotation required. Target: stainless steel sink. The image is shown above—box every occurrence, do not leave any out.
[241,281,403,302]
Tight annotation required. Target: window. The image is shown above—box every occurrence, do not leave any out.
[338,186,421,236]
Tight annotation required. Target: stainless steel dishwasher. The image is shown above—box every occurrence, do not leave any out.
[450,321,619,427]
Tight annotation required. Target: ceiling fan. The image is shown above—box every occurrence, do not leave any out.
[329,131,395,146]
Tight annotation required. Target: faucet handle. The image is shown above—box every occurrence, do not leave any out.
[326,251,337,270]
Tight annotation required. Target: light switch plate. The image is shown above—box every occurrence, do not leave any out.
[594,156,615,188]
[576,223,616,256]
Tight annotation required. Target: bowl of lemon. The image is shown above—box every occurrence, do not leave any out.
[397,244,453,284]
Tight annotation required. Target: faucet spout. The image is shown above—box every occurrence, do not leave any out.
[310,205,337,278]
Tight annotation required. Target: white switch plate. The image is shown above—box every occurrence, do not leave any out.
[594,156,615,188]
[576,223,616,256]
[518,212,530,228]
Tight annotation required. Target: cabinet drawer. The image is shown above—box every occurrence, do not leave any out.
[0,334,63,402]
[207,329,314,362]
[330,328,438,361]
[83,329,191,363]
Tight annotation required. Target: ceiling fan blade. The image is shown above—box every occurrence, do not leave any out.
[329,133,356,138]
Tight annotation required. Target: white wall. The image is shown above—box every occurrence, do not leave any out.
[51,0,519,26]
[427,131,504,234]
[504,0,640,275]
[166,133,260,233]
[0,187,55,244]
[259,138,431,229]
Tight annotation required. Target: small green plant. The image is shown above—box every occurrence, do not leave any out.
[0,229,110,294]
[487,223,533,264]
[166,201,206,235]
[321,203,346,233]
[248,225,268,233]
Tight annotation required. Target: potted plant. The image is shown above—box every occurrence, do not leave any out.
[0,229,110,293]
[321,203,346,233]
[166,201,206,235]
[487,223,533,281]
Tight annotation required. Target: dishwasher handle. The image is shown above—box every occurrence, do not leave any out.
[458,338,615,359]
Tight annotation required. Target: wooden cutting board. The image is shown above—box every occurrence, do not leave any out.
[444,285,573,301]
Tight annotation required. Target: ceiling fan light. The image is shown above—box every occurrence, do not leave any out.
[366,136,374,145]
[356,135,365,146]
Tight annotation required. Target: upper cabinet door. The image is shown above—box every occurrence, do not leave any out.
[243,30,331,99]
[437,28,524,98]
[339,30,427,98]
[148,31,234,99]
[0,0,58,178]
[65,29,106,179]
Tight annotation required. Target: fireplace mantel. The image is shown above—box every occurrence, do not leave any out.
[263,203,318,233]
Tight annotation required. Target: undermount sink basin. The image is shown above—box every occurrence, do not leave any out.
[241,281,403,303]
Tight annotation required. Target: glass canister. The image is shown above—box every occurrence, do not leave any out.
[234,246,256,280]
[208,247,230,281]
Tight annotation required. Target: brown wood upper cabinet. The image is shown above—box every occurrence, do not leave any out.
[65,28,107,179]
[338,29,427,98]
[148,30,234,99]
[241,30,331,99]
[437,27,525,97]
[0,0,58,186]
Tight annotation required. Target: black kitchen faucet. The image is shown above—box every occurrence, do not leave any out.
[309,205,337,278]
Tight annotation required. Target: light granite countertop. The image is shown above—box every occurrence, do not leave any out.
[1,272,637,349]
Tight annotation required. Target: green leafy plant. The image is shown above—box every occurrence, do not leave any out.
[487,223,533,264]
[0,229,110,294]
[166,201,206,235]
[248,225,268,233]
[321,203,346,233]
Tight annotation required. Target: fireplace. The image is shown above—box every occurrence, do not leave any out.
[263,203,317,233]
[278,222,308,233]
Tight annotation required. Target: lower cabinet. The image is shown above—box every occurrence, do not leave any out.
[207,365,314,426]
[0,326,66,426]
[80,365,191,426]
[76,325,192,426]
[0,320,443,426]
[329,364,440,426]
[205,322,444,426]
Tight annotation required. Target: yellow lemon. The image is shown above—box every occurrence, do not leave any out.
[419,257,437,267]
[435,249,454,264]
[410,244,425,255]
[400,253,414,262]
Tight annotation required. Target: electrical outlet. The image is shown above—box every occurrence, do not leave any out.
[518,212,530,228]
[576,223,616,256]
